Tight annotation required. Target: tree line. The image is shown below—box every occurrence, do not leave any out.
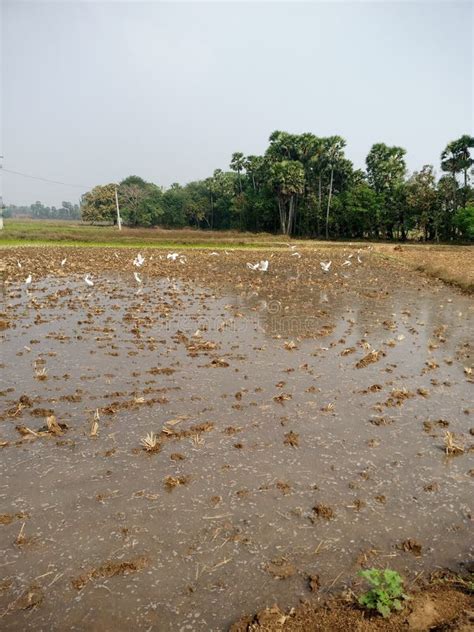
[10,132,474,240]
[4,200,81,221]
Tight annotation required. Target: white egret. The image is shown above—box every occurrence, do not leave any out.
[25,274,32,285]
[320,261,332,273]
[17,261,22,269]
[342,259,352,267]
[134,272,142,284]
[84,274,94,287]
[247,260,269,272]
[133,253,145,267]
[167,253,180,261]
[291,252,302,258]
[61,258,67,267]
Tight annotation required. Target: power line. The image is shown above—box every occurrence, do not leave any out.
[2,168,90,189]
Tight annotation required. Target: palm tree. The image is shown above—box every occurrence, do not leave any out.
[323,136,346,239]
[441,135,474,208]
[269,160,305,235]
[230,152,245,194]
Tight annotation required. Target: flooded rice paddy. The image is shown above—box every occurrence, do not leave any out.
[0,246,473,631]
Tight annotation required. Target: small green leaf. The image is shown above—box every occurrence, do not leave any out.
[358,568,407,619]
[377,603,391,618]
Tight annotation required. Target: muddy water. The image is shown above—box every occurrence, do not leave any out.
[0,272,473,631]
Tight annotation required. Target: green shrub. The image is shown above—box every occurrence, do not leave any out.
[453,205,474,240]
[358,568,408,618]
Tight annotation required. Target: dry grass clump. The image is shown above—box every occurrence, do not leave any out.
[274,393,292,404]
[370,416,393,426]
[161,421,214,440]
[321,402,335,412]
[444,431,464,456]
[284,431,299,447]
[164,475,190,490]
[341,347,356,356]
[0,318,10,331]
[170,452,185,461]
[5,586,44,613]
[0,512,28,525]
[46,415,63,435]
[399,538,422,557]
[276,481,291,495]
[90,409,100,436]
[313,503,335,520]
[423,419,449,433]
[148,366,176,375]
[140,431,161,453]
[34,367,48,381]
[71,556,149,590]
[308,574,320,592]
[356,349,384,369]
[384,387,415,407]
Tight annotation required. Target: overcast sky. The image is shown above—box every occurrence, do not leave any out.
[2,0,473,206]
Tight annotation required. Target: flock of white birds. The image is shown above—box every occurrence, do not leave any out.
[21,244,366,288]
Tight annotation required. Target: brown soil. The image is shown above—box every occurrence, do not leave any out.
[231,583,473,631]
[265,558,297,580]
[71,556,149,591]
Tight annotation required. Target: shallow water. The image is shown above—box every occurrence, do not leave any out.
[0,270,472,631]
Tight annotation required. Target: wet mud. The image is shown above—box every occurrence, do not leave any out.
[0,246,472,630]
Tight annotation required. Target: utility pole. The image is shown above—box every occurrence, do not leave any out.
[114,185,122,230]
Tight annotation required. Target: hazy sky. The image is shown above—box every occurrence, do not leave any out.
[2,0,473,206]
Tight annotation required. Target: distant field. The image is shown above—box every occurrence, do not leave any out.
[0,219,287,249]
[1,219,472,291]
